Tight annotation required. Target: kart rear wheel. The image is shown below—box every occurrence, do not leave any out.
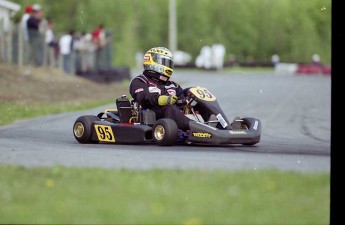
[153,118,178,146]
[73,115,100,144]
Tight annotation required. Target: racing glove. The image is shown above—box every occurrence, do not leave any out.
[158,95,178,106]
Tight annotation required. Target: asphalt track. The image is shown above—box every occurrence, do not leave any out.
[0,70,331,172]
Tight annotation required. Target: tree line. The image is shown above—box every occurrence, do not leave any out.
[12,0,331,67]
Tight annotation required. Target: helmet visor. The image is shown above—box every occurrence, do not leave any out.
[152,53,174,69]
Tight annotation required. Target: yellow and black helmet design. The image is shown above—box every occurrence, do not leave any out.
[143,47,174,80]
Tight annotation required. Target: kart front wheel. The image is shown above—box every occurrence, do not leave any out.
[153,118,178,146]
[73,115,100,144]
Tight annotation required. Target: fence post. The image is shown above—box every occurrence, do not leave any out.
[0,18,5,62]
[6,22,12,64]
[18,21,23,67]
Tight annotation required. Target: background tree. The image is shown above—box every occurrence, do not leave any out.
[12,0,331,67]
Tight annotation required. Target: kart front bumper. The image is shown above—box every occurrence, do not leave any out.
[187,118,261,145]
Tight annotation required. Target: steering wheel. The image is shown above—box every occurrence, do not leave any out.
[176,87,191,97]
[176,87,193,106]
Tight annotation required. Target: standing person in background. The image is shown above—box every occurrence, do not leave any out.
[91,24,105,48]
[271,54,280,66]
[78,32,94,75]
[72,33,81,73]
[92,24,105,72]
[21,5,32,65]
[39,14,49,67]
[312,53,321,66]
[26,3,42,66]
[59,30,75,74]
[85,33,96,72]
[21,5,32,41]
[44,18,57,67]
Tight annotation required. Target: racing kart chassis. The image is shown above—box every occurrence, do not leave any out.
[73,87,261,146]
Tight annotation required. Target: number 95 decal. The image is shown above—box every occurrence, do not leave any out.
[94,125,116,142]
[189,87,216,101]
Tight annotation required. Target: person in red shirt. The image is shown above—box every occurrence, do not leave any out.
[92,24,105,48]
[91,24,105,71]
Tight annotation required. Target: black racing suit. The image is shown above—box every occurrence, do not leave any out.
[129,71,190,131]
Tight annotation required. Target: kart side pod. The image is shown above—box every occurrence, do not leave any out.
[187,117,261,145]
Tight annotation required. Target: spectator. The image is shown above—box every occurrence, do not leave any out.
[271,54,280,66]
[92,24,105,48]
[20,5,32,64]
[21,5,32,41]
[312,53,321,66]
[59,30,75,74]
[44,18,58,67]
[92,24,106,71]
[77,32,95,74]
[72,33,82,73]
[27,3,42,66]
[85,33,96,72]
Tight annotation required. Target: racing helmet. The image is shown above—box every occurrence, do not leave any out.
[143,47,174,81]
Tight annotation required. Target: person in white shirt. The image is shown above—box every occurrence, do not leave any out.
[77,32,95,74]
[59,30,74,74]
[21,5,32,65]
[44,19,56,67]
[21,5,32,42]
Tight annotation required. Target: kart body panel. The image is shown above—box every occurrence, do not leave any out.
[91,120,153,144]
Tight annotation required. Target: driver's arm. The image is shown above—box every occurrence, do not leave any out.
[129,78,160,108]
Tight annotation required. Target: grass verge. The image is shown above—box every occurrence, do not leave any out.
[0,63,130,125]
[0,166,330,224]
[0,100,113,125]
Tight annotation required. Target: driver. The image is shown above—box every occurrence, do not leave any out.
[129,47,191,131]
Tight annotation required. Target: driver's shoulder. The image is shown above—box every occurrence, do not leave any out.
[167,80,180,88]
[130,74,148,85]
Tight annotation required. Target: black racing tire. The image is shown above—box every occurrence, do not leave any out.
[73,115,100,144]
[152,118,178,146]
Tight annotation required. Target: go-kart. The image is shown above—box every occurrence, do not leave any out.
[73,86,261,146]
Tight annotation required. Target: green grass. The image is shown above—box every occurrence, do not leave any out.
[0,100,113,126]
[0,166,330,224]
